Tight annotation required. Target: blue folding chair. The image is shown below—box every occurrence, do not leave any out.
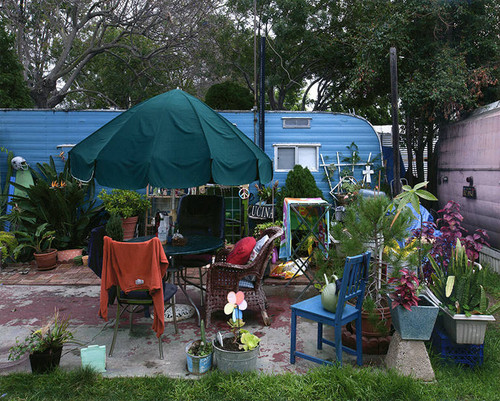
[290,251,371,366]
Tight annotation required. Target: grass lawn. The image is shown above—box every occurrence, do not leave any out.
[1,269,499,401]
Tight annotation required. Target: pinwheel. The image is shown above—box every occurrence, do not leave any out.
[224,291,247,322]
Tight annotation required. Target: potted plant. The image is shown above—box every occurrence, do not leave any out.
[98,189,150,240]
[212,291,261,373]
[185,319,213,375]
[388,268,438,340]
[253,220,283,264]
[254,180,279,205]
[5,157,103,252]
[8,309,79,373]
[332,195,413,346]
[428,239,500,344]
[14,223,57,270]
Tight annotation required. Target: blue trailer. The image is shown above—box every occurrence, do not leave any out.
[0,109,382,202]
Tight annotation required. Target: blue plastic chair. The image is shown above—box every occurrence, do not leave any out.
[290,251,371,366]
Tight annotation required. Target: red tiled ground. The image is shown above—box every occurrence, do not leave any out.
[0,262,314,286]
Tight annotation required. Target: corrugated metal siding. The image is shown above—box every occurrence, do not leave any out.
[437,106,500,249]
[1,110,381,202]
[480,246,500,274]
[269,112,382,200]
[0,110,120,183]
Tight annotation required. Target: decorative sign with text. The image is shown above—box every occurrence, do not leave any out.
[248,204,274,220]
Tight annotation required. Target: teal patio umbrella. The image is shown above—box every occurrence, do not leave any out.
[69,89,272,189]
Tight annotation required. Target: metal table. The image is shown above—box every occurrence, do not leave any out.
[131,235,224,325]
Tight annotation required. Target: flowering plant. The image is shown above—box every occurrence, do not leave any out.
[414,200,489,280]
[388,268,421,312]
[223,291,260,351]
[8,309,79,360]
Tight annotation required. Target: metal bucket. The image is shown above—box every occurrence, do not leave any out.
[213,336,259,373]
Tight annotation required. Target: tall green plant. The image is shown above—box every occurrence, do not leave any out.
[4,157,103,250]
[332,195,413,305]
[105,212,124,242]
[429,239,500,316]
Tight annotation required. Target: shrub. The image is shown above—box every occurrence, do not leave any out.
[275,165,323,217]
[98,189,150,219]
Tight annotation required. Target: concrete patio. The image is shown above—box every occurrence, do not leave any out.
[0,263,384,377]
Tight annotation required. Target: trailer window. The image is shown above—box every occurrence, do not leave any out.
[282,117,311,129]
[273,144,320,172]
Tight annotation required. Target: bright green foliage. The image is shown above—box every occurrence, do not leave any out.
[429,239,500,315]
[205,81,253,110]
[0,231,17,262]
[393,182,438,218]
[105,212,123,242]
[98,189,150,219]
[5,157,103,250]
[239,329,260,351]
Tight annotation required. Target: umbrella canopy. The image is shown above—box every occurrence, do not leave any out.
[69,90,272,189]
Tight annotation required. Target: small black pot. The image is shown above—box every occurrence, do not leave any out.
[29,346,63,374]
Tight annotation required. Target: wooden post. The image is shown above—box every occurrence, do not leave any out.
[390,47,401,196]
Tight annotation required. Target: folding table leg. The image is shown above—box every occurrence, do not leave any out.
[290,310,297,364]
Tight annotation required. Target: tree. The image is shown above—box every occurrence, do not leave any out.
[205,81,254,110]
[316,0,500,195]
[0,24,32,108]
[1,0,220,108]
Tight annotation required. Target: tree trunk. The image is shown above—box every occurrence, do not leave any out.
[415,122,426,183]
[404,115,415,186]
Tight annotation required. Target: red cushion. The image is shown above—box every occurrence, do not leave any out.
[226,237,257,264]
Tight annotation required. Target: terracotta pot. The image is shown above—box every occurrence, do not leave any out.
[361,306,392,337]
[122,216,139,240]
[34,249,58,271]
[57,248,83,263]
[341,324,392,355]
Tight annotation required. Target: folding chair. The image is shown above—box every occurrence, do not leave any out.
[99,236,177,359]
[175,195,225,304]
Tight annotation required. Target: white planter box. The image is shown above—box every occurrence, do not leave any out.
[441,307,495,345]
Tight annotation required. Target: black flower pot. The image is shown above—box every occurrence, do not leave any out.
[29,346,63,374]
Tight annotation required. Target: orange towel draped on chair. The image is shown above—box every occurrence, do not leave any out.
[99,236,168,337]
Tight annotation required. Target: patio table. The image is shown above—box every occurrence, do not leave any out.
[130,235,224,325]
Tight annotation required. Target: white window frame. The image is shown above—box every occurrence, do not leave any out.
[273,143,321,172]
[281,117,312,129]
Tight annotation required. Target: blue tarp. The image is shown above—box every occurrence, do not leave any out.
[383,146,406,184]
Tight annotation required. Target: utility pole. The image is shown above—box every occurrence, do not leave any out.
[259,36,265,151]
[390,47,401,196]
[253,0,258,144]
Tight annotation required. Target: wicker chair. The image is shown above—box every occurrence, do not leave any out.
[205,226,283,327]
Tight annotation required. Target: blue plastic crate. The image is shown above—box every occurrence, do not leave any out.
[431,327,483,367]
